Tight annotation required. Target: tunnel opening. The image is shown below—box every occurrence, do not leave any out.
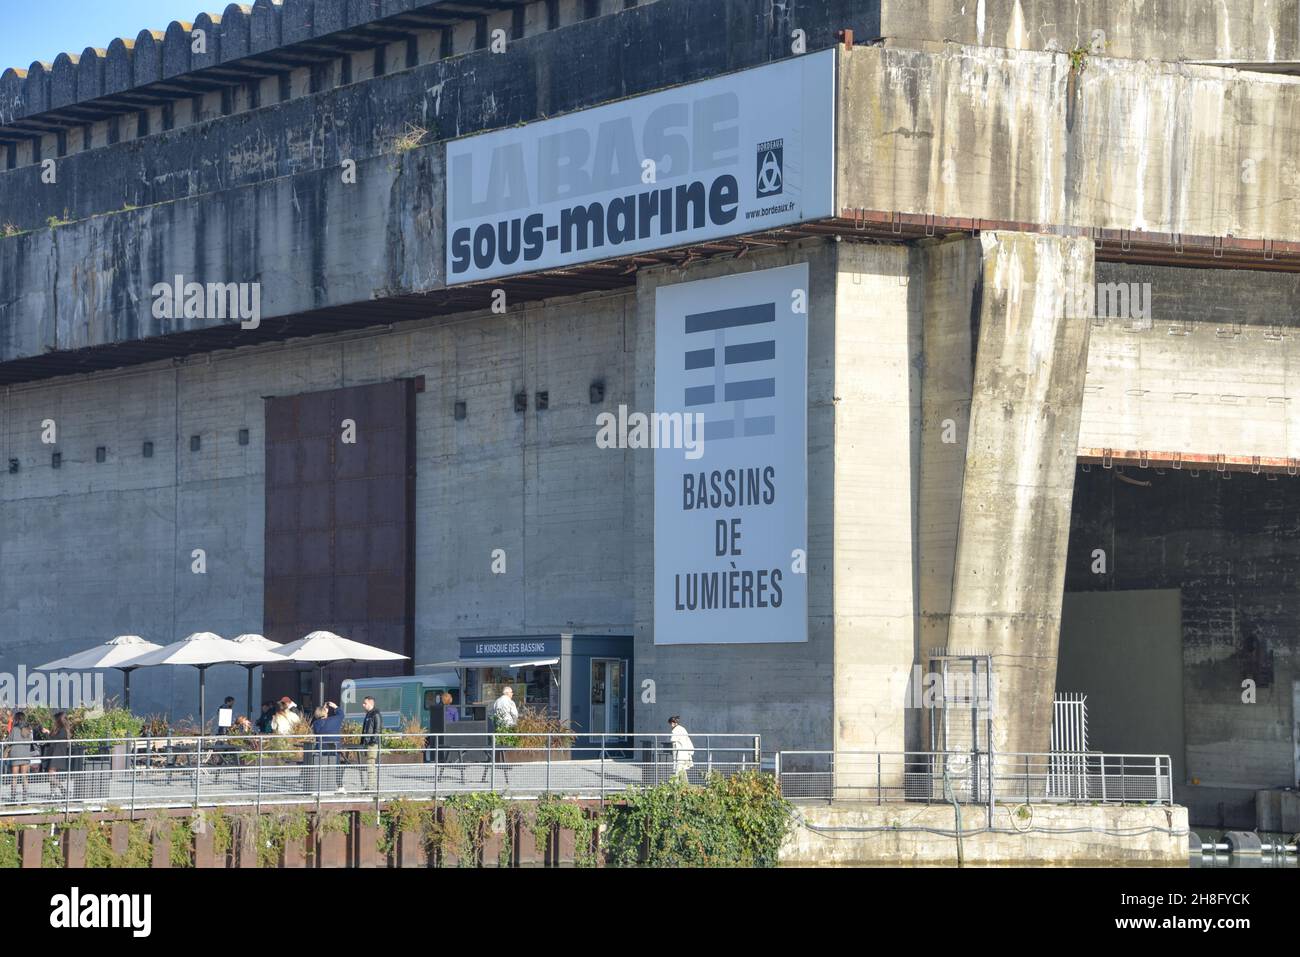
[1059,464,1300,829]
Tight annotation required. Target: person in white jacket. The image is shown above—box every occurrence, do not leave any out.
[669,715,695,781]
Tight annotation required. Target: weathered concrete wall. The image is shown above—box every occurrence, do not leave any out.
[0,0,882,234]
[1,238,852,748]
[882,0,1300,63]
[781,801,1190,865]
[0,146,444,364]
[1065,467,1300,827]
[945,232,1094,755]
[838,43,1300,242]
[10,33,1300,374]
[1079,263,1300,461]
[0,286,637,719]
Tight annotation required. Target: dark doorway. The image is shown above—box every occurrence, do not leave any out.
[261,380,416,709]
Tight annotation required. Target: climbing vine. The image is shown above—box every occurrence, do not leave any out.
[443,792,508,866]
[375,799,437,860]
[168,816,195,868]
[209,808,234,859]
[532,793,600,868]
[255,811,311,867]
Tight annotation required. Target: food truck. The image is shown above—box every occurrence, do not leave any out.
[416,634,634,741]
[341,673,462,731]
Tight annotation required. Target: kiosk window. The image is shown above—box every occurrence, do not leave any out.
[470,665,559,719]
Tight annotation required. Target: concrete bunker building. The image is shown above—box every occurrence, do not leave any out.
[1,0,1299,829]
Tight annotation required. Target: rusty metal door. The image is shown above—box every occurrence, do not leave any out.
[262,380,416,710]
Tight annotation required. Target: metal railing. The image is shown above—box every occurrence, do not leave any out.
[775,751,1173,805]
[0,732,762,816]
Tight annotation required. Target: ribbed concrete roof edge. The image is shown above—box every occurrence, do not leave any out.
[0,0,505,125]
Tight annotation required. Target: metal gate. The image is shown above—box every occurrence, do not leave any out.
[1049,692,1089,798]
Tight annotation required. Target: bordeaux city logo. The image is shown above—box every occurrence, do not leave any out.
[756,138,784,197]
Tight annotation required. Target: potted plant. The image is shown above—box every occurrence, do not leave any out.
[501,707,576,763]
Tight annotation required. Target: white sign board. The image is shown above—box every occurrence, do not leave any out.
[445,50,836,284]
[654,263,809,645]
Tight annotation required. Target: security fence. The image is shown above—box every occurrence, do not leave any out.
[774,751,1173,805]
[0,732,762,816]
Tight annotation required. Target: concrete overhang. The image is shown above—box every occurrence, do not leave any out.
[5,39,1300,386]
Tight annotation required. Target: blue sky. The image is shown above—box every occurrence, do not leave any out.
[1,0,202,72]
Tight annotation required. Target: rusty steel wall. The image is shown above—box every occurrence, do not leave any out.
[262,379,416,707]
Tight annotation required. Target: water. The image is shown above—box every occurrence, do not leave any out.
[1190,830,1298,868]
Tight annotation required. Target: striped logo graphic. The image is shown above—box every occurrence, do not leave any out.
[681,302,778,442]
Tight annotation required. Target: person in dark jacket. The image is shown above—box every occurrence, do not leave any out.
[312,702,346,792]
[215,697,236,735]
[42,711,71,795]
[360,696,382,793]
[255,702,274,734]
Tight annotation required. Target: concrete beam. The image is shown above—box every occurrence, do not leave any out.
[838,43,1300,245]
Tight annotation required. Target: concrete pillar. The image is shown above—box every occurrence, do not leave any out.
[831,242,921,767]
[915,236,984,754]
[945,231,1094,756]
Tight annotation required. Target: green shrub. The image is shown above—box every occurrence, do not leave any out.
[168,817,194,868]
[73,708,141,754]
[0,824,18,868]
[603,771,792,868]
[209,809,234,858]
[42,832,65,868]
[76,817,152,868]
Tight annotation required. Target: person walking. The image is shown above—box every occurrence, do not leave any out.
[43,711,72,796]
[669,715,695,782]
[4,712,36,801]
[360,696,382,794]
